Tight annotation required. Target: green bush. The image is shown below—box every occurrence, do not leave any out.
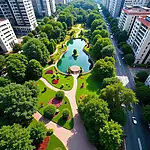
[135,71,149,83]
[62,109,70,119]
[43,104,56,119]
[56,90,65,100]
[124,54,135,66]
[47,129,54,136]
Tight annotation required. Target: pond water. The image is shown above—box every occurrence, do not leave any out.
[57,39,93,73]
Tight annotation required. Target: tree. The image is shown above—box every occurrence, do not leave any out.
[43,16,50,23]
[117,31,128,43]
[0,124,34,150]
[66,15,74,27]
[79,94,110,130]
[110,108,126,126]
[0,55,5,70]
[99,120,123,150]
[0,83,38,125]
[92,58,115,80]
[62,22,67,30]
[91,38,111,59]
[23,36,31,43]
[32,30,37,36]
[99,29,109,38]
[78,93,110,145]
[29,121,47,145]
[91,19,104,32]
[92,34,102,45]
[143,105,150,123]
[135,71,149,83]
[28,32,34,38]
[62,109,70,119]
[102,77,121,88]
[6,59,27,83]
[0,77,11,87]
[24,80,40,98]
[124,54,135,65]
[13,43,22,52]
[43,104,56,119]
[121,43,132,54]
[56,90,65,100]
[58,15,67,23]
[40,32,48,38]
[48,41,55,54]
[101,45,115,58]
[35,26,40,33]
[92,30,101,39]
[100,83,138,110]
[27,59,43,80]
[23,38,50,66]
[87,13,101,27]
[136,86,150,105]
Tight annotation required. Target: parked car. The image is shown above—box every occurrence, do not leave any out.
[132,117,137,125]
[148,124,150,130]
[110,35,113,39]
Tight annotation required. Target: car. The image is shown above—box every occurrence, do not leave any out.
[132,117,137,125]
[110,35,113,39]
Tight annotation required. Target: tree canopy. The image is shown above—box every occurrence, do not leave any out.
[23,38,50,66]
[0,124,34,150]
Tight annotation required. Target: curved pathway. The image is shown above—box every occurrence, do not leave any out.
[33,74,96,150]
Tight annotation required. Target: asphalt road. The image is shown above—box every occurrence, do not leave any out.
[98,4,150,150]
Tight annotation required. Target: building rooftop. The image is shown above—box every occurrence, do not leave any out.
[137,16,150,29]
[123,6,150,15]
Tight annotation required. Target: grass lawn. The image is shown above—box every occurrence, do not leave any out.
[43,66,74,91]
[47,134,66,150]
[76,73,102,105]
[37,80,74,130]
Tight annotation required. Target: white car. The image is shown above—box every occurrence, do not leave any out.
[132,117,137,125]
[110,35,113,39]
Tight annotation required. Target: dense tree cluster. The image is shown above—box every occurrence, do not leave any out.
[5,54,43,83]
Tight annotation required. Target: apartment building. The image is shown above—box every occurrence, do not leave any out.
[128,15,150,64]
[0,0,37,34]
[55,0,66,4]
[108,0,125,17]
[118,6,150,34]
[123,0,149,7]
[31,0,56,18]
[0,19,18,52]
[102,0,110,9]
[145,74,150,86]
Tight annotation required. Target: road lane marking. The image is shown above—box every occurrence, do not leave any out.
[138,138,143,150]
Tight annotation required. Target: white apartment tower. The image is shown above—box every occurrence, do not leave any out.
[0,19,18,52]
[109,0,125,17]
[118,6,150,34]
[145,75,150,86]
[0,0,37,34]
[55,0,66,4]
[102,0,110,9]
[123,0,149,7]
[128,16,150,64]
[31,0,56,17]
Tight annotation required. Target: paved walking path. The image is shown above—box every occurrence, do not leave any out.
[33,74,96,150]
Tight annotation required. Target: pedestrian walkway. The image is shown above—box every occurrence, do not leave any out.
[33,74,96,150]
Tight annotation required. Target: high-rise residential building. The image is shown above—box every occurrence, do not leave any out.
[128,15,150,64]
[102,0,110,9]
[108,0,125,17]
[123,0,149,7]
[0,19,18,52]
[118,6,150,34]
[0,0,37,34]
[31,0,56,18]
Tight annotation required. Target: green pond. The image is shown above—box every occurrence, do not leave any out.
[57,39,93,73]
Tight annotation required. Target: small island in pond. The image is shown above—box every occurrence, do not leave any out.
[72,49,78,57]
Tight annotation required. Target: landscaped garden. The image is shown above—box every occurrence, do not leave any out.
[43,66,74,91]
[37,80,74,130]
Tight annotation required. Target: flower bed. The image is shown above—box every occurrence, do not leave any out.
[36,136,50,150]
[45,70,53,74]
[48,98,63,108]
[52,79,59,84]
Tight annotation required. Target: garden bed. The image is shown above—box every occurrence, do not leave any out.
[37,80,74,130]
[43,66,74,91]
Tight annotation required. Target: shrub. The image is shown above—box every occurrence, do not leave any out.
[124,54,135,66]
[56,90,65,100]
[62,109,70,119]
[43,104,56,119]
[47,129,54,136]
[135,71,149,83]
